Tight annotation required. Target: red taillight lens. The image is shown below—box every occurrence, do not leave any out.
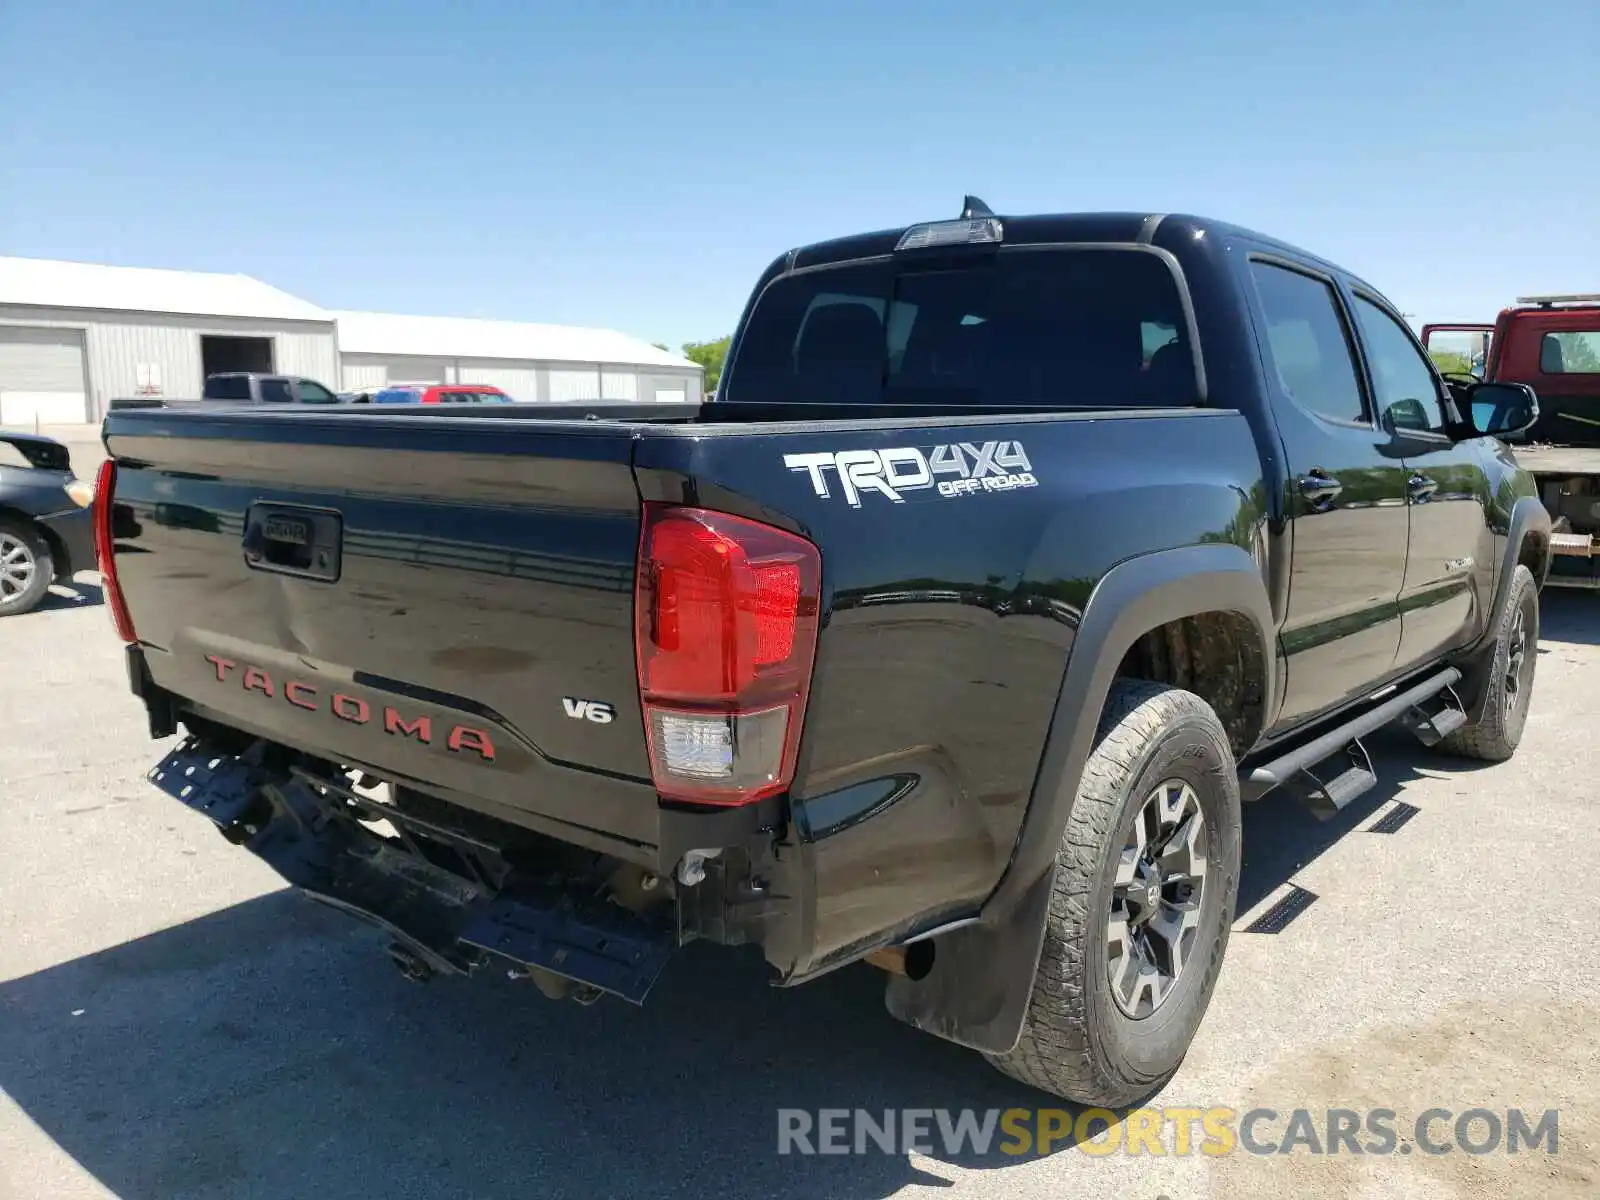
[635,503,821,806]
[92,459,137,643]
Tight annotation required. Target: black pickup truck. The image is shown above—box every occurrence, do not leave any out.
[96,202,1550,1106]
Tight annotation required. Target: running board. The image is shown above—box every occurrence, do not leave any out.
[1285,739,1376,821]
[1398,684,1467,747]
[1242,667,1461,803]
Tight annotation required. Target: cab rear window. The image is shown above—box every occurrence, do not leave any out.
[723,247,1199,409]
[1539,331,1600,374]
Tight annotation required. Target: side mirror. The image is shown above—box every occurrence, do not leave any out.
[1383,397,1434,434]
[1463,382,1539,440]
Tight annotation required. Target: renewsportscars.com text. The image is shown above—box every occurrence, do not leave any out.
[776,1107,1559,1159]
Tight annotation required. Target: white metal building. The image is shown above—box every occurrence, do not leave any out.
[333,310,702,404]
[0,256,339,424]
[0,255,705,424]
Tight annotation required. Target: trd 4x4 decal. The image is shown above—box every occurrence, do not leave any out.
[783,440,1037,508]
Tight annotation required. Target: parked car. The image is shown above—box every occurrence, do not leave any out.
[0,431,95,616]
[108,373,343,411]
[97,201,1548,1106]
[355,384,512,405]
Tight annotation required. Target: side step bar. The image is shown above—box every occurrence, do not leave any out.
[1287,738,1377,821]
[1242,667,1462,807]
[1397,683,1467,747]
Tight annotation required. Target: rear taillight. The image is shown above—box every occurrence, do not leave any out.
[634,503,821,806]
[92,459,137,643]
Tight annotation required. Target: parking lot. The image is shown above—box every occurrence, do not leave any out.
[2,451,1597,1197]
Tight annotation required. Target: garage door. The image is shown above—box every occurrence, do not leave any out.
[0,326,88,424]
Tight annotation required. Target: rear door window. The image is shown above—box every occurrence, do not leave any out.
[1247,262,1368,426]
[724,249,1199,409]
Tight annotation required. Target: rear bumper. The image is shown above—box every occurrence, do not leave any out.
[129,645,810,984]
[149,737,678,1001]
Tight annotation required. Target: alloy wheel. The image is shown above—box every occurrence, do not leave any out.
[1503,603,1532,724]
[0,533,37,605]
[1107,779,1208,1019]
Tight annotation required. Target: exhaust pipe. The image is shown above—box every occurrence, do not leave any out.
[865,941,935,981]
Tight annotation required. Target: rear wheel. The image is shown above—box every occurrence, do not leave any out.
[986,680,1241,1105]
[0,518,52,617]
[1437,564,1539,762]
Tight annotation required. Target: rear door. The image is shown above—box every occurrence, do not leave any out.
[1244,258,1410,729]
[1350,293,1495,670]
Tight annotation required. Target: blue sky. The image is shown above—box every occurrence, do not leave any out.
[2,0,1596,348]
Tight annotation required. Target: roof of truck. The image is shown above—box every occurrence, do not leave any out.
[785,210,1365,286]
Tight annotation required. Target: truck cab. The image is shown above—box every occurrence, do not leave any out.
[1425,295,1600,587]
[202,373,343,405]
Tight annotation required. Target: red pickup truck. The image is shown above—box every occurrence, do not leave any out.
[1424,294,1600,589]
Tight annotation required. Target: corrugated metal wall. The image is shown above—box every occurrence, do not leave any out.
[0,305,339,420]
[339,357,389,391]
[600,370,639,401]
[0,305,706,420]
[457,360,540,398]
[361,355,448,384]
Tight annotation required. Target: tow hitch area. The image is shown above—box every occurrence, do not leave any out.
[148,738,676,1004]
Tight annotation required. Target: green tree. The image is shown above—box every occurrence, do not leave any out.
[682,336,732,394]
[1428,349,1471,375]
[1558,334,1600,373]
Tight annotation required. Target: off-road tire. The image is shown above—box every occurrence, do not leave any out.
[1437,564,1538,762]
[986,679,1241,1105]
[0,516,53,617]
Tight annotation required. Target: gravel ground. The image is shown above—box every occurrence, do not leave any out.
[1,501,1596,1198]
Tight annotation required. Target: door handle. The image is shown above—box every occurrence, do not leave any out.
[1408,473,1438,501]
[1297,471,1343,507]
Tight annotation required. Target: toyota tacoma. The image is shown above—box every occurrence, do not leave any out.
[95,201,1550,1104]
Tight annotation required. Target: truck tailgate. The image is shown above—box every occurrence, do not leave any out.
[106,410,659,853]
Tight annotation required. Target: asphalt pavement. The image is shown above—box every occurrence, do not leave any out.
[1,546,1596,1198]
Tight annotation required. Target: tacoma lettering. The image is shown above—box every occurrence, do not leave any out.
[199,655,496,761]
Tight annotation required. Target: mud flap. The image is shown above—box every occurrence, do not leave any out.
[148,738,675,1004]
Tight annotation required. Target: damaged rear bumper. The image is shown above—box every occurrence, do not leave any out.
[149,738,677,1003]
